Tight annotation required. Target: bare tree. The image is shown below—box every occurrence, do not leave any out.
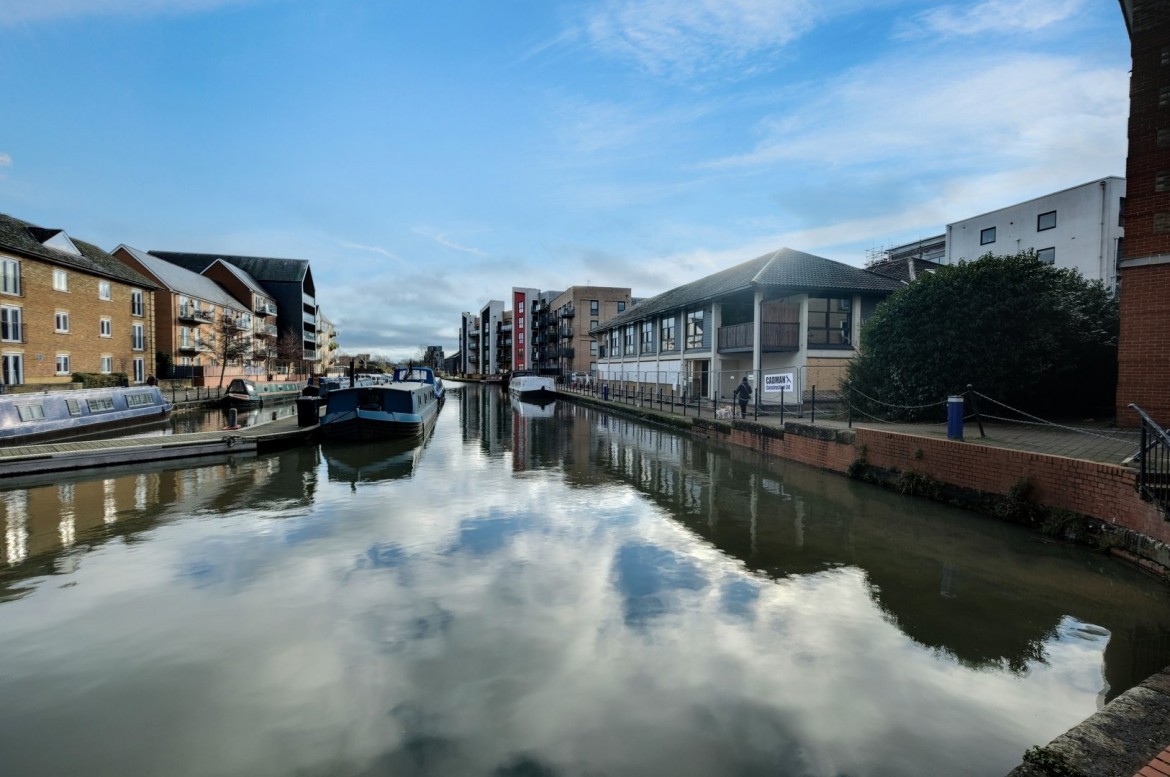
[276,331,303,379]
[215,311,253,389]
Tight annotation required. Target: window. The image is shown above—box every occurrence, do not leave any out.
[980,227,996,245]
[686,310,704,349]
[127,390,155,407]
[660,316,676,351]
[590,300,599,315]
[0,306,21,342]
[641,321,654,353]
[87,397,115,413]
[518,301,525,314]
[1037,211,1057,231]
[608,330,619,357]
[134,358,145,384]
[55,312,70,333]
[98,281,111,300]
[623,325,636,355]
[590,340,598,356]
[100,356,113,374]
[0,258,20,296]
[1037,247,1056,264]
[53,269,68,291]
[132,323,145,351]
[617,301,626,312]
[17,404,45,422]
[100,317,112,337]
[131,289,144,317]
[590,319,598,331]
[807,297,852,347]
[55,354,71,375]
[2,353,23,386]
[65,399,81,416]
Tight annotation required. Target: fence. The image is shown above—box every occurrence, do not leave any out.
[562,364,851,422]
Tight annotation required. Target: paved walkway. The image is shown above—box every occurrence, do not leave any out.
[566,388,1145,467]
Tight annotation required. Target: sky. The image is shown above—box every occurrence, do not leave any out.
[0,0,1130,361]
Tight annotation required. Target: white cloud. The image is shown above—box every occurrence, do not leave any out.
[706,53,1126,177]
[0,0,261,25]
[908,0,1086,38]
[583,0,823,77]
[412,226,488,257]
[0,153,10,167]
[338,241,400,262]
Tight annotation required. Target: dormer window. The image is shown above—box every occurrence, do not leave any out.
[29,228,83,257]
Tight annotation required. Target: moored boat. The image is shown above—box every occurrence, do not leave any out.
[0,385,173,445]
[509,373,556,401]
[320,366,444,442]
[223,378,305,407]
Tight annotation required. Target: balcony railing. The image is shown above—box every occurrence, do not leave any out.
[561,306,575,318]
[717,322,800,352]
[254,302,278,316]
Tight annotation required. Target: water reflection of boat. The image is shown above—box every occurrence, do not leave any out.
[510,394,556,419]
[320,366,444,442]
[0,385,173,445]
[323,434,430,485]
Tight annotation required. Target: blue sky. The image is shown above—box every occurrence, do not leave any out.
[0,0,1129,360]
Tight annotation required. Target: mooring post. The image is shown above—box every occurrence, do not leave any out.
[811,385,816,424]
[967,384,986,438]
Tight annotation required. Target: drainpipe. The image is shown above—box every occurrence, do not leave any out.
[1099,179,1108,288]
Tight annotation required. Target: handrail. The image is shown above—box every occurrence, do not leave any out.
[1129,403,1170,515]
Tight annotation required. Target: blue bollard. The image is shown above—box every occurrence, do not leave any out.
[947,395,964,440]
[603,384,609,401]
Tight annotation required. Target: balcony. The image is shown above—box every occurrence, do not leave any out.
[178,305,212,323]
[254,301,278,316]
[560,306,575,318]
[559,326,574,339]
[255,324,278,338]
[717,322,800,353]
[225,316,250,330]
[561,346,575,359]
[178,339,213,353]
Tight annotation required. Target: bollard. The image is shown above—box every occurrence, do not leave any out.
[603,384,609,401]
[226,407,238,429]
[947,395,964,440]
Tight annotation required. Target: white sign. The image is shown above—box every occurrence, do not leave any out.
[764,372,794,393]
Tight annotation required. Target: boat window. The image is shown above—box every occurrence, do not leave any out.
[358,389,382,410]
[16,404,45,422]
[65,399,81,416]
[87,397,115,413]
[126,393,156,408]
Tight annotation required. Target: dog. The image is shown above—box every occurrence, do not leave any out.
[715,405,734,420]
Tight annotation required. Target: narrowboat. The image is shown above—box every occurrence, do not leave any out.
[0,385,174,445]
[223,378,305,408]
[320,366,444,442]
[509,373,556,401]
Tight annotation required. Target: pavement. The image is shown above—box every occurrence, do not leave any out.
[569,387,1145,466]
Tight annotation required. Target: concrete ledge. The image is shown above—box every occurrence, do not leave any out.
[1006,667,1170,776]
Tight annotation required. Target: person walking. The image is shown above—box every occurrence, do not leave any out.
[736,376,752,419]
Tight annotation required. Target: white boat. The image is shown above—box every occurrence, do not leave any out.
[509,373,556,401]
[0,385,173,444]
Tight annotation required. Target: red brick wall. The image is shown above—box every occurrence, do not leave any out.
[1117,0,1170,426]
[701,421,1169,548]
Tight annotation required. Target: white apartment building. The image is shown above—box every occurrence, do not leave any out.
[944,177,1126,292]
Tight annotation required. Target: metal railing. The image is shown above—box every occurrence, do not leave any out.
[1130,404,1170,515]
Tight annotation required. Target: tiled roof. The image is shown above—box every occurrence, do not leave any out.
[862,257,945,284]
[149,251,308,283]
[0,213,157,289]
[600,247,903,330]
[115,245,242,309]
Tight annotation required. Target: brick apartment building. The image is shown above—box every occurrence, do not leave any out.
[0,214,157,389]
[1117,0,1170,425]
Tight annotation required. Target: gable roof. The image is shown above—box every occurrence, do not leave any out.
[149,251,309,283]
[115,245,243,310]
[0,213,157,289]
[600,247,903,330]
[207,258,270,299]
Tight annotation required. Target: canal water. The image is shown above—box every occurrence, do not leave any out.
[2,383,1169,777]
